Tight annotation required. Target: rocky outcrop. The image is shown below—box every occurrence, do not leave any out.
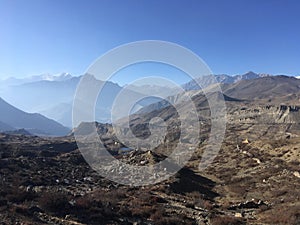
[228,104,300,124]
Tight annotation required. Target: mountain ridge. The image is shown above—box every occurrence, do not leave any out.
[182,71,275,90]
[0,97,70,136]
[1,71,298,128]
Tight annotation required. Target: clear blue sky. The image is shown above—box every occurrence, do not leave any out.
[1,0,300,82]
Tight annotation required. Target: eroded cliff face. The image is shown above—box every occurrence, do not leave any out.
[227,104,300,124]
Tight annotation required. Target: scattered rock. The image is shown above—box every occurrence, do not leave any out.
[228,199,268,210]
[253,158,261,164]
[235,212,243,218]
[293,171,300,178]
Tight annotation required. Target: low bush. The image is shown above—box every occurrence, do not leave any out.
[210,215,246,225]
[38,191,69,214]
[263,205,300,225]
[6,187,37,203]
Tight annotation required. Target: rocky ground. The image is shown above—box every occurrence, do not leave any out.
[0,115,299,225]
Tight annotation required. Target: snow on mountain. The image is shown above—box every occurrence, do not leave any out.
[182,71,271,91]
[36,72,73,82]
[0,73,73,87]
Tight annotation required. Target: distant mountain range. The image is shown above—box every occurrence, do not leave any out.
[0,73,72,87]
[0,74,160,128]
[1,71,298,130]
[0,97,70,136]
[121,74,300,140]
[129,74,300,120]
[220,75,300,101]
[182,71,271,90]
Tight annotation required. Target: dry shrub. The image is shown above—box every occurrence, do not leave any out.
[228,184,247,197]
[149,209,164,221]
[156,216,196,225]
[6,187,37,203]
[271,139,288,148]
[72,195,109,224]
[287,160,300,171]
[126,191,172,222]
[186,191,213,210]
[271,189,288,198]
[263,205,300,225]
[75,196,93,209]
[130,204,156,218]
[92,188,126,206]
[38,191,69,213]
[128,192,156,217]
[210,215,245,225]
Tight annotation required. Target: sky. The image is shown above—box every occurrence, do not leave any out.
[1,0,300,84]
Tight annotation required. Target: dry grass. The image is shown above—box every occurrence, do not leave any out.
[261,204,300,225]
[210,215,246,225]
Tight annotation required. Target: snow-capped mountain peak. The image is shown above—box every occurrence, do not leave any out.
[0,73,74,87]
[31,72,73,82]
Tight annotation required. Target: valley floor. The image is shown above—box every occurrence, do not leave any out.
[0,122,299,225]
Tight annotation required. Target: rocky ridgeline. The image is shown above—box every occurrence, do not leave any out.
[227,104,300,125]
